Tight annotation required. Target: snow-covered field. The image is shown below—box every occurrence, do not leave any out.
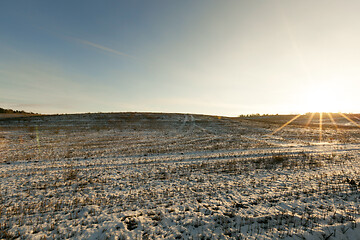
[1,113,360,239]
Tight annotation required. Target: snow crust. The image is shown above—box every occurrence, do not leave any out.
[1,113,360,239]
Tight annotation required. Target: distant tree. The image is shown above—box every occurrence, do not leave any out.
[238,113,270,118]
[0,107,32,114]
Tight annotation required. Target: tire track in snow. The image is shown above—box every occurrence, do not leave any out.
[7,143,360,175]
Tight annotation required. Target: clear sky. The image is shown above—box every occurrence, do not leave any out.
[1,0,360,116]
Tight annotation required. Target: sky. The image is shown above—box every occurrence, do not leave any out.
[1,0,360,116]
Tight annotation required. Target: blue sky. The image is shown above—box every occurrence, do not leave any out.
[1,1,360,116]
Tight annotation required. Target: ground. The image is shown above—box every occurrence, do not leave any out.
[1,112,360,239]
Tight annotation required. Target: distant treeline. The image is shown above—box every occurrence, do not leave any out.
[0,107,34,114]
[238,112,340,118]
[238,113,276,118]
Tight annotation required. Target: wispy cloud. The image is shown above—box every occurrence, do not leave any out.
[32,25,137,60]
[68,37,137,60]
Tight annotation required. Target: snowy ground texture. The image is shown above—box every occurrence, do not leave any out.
[1,112,360,239]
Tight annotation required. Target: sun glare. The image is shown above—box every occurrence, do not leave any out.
[269,82,359,142]
[303,85,341,113]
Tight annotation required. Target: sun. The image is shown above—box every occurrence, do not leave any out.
[269,82,360,142]
[302,84,342,113]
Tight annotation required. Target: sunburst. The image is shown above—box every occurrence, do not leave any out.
[327,112,338,131]
[270,112,360,142]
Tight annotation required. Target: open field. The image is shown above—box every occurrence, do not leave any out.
[1,113,360,239]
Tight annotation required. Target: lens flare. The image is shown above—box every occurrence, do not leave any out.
[339,113,360,128]
[305,112,315,127]
[319,112,323,142]
[271,112,360,142]
[327,112,338,131]
[270,114,302,135]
